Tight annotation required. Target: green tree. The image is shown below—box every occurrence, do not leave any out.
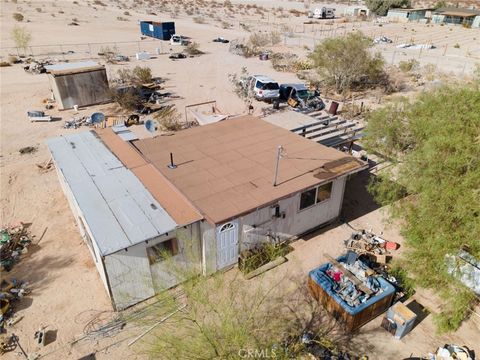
[309,32,385,95]
[11,26,31,55]
[365,85,480,332]
[365,0,411,16]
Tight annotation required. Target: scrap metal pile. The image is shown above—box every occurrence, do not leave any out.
[0,279,30,330]
[325,254,382,307]
[23,59,53,74]
[0,223,32,272]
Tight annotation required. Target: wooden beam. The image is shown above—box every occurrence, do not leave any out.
[324,254,373,295]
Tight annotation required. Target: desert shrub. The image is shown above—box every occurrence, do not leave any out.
[154,105,183,131]
[117,16,127,21]
[398,58,419,72]
[270,30,281,45]
[109,87,142,111]
[310,32,385,94]
[221,20,230,29]
[99,45,118,63]
[132,66,153,84]
[184,42,203,56]
[239,243,292,274]
[93,0,106,6]
[365,0,411,16]
[11,26,31,55]
[0,62,12,67]
[13,13,24,21]
[453,43,460,49]
[192,16,205,24]
[123,10,130,15]
[35,7,42,12]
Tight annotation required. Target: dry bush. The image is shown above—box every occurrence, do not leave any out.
[132,66,153,83]
[13,13,24,21]
[93,0,106,6]
[193,16,206,24]
[109,87,142,111]
[398,59,419,73]
[35,7,42,12]
[123,10,130,15]
[99,45,118,63]
[117,16,128,21]
[0,62,12,67]
[184,42,204,56]
[154,105,183,131]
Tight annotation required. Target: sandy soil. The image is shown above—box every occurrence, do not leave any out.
[1,0,479,359]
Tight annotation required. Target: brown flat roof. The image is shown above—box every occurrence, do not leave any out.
[95,129,203,226]
[133,116,366,224]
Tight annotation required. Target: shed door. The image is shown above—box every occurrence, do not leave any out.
[216,221,238,270]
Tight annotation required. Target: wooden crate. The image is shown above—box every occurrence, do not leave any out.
[308,277,394,332]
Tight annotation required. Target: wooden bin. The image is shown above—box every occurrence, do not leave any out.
[308,277,394,332]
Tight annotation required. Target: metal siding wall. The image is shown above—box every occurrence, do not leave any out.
[105,245,155,310]
[52,159,111,297]
[201,221,217,275]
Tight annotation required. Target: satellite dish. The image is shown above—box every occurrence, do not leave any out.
[91,112,105,124]
[145,119,159,133]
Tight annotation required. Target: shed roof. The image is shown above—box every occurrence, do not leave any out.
[434,7,480,16]
[47,131,178,256]
[45,61,105,76]
[133,116,366,224]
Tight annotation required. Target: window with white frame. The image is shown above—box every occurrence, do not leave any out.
[299,182,333,211]
[146,239,179,265]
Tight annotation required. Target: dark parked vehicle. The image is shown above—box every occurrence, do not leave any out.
[279,83,325,111]
[213,37,229,43]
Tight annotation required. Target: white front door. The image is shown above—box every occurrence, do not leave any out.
[216,221,239,270]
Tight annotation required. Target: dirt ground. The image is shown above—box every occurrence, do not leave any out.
[1,0,479,359]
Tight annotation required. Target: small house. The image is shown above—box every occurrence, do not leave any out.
[47,116,367,309]
[45,61,111,110]
[140,21,175,40]
[386,8,432,22]
[432,7,480,27]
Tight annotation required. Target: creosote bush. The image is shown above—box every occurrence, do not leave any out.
[13,12,24,21]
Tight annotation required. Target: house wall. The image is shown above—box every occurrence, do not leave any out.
[387,10,409,22]
[104,223,202,310]
[207,176,348,272]
[473,16,480,28]
[432,14,445,24]
[50,69,111,110]
[238,177,347,252]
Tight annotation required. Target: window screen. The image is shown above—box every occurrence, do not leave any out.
[147,239,179,265]
[299,188,317,210]
[316,182,332,203]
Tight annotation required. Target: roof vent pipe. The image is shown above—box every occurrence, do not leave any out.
[167,152,177,169]
[273,145,283,187]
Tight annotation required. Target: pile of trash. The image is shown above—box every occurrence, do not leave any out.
[429,344,473,360]
[325,255,382,307]
[0,224,32,272]
[23,59,53,74]
[445,248,480,295]
[344,230,398,263]
[64,116,92,129]
[0,279,30,330]
[373,36,392,44]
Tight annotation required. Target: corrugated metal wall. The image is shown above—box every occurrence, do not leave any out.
[50,69,110,110]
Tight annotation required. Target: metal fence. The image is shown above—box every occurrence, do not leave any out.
[0,39,168,61]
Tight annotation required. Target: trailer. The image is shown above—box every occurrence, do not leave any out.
[140,21,175,40]
[309,7,335,19]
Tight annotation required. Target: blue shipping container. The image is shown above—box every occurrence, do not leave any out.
[140,21,175,40]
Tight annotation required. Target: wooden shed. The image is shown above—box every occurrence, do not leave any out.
[45,61,111,110]
[308,256,395,332]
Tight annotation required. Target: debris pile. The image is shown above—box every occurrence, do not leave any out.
[324,254,382,307]
[64,116,91,129]
[344,230,399,264]
[445,248,480,295]
[431,344,473,360]
[0,224,33,271]
[23,59,53,74]
[0,278,30,330]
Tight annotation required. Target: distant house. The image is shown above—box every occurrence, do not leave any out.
[386,8,432,22]
[44,61,111,110]
[432,7,480,27]
[47,116,367,309]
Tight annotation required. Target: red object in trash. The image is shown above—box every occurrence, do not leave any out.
[385,242,399,250]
